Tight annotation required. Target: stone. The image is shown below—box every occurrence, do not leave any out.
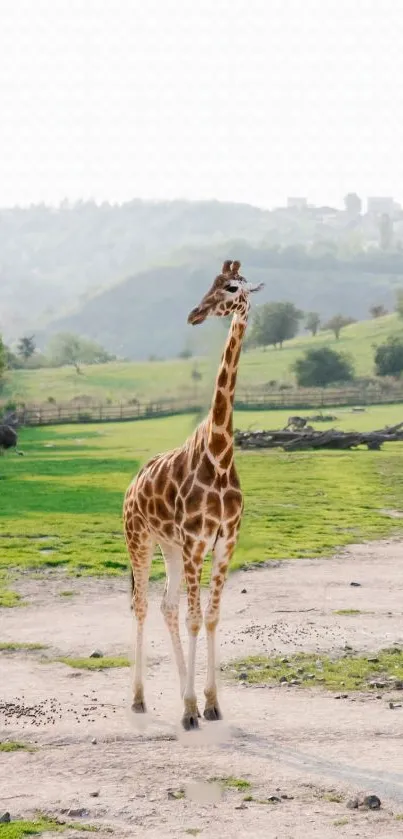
[362,795,381,810]
[241,588,247,594]
[89,650,103,659]
[91,737,97,745]
[350,582,361,587]
[89,791,100,797]
[346,797,359,809]
[67,808,90,818]
[238,672,248,681]
[0,813,11,823]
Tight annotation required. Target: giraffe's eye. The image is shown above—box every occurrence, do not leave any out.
[226,284,239,293]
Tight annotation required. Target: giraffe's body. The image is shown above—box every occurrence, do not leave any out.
[123,261,263,729]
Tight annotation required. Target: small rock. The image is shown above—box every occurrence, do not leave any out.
[0,813,11,824]
[362,795,381,810]
[344,644,353,651]
[290,679,300,686]
[235,803,247,810]
[281,793,294,800]
[89,650,103,659]
[367,657,379,663]
[238,672,248,681]
[91,737,97,745]
[241,588,247,594]
[389,701,402,709]
[279,676,288,684]
[267,795,281,803]
[89,791,100,797]
[347,797,359,809]
[350,582,361,587]
[67,808,90,818]
[395,680,403,690]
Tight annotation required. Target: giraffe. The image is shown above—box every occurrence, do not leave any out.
[123,260,264,730]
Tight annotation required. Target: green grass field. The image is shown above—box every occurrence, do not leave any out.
[1,405,402,607]
[3,313,403,405]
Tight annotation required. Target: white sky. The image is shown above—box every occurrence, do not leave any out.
[1,0,403,209]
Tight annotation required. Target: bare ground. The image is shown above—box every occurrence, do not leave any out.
[1,538,403,838]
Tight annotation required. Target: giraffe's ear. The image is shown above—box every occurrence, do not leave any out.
[221,260,232,275]
[230,260,241,276]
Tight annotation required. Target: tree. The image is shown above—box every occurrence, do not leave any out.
[4,346,23,369]
[249,302,303,349]
[46,333,114,370]
[0,335,5,386]
[305,312,321,337]
[17,335,36,360]
[396,289,403,318]
[374,336,403,377]
[323,314,356,340]
[344,193,362,216]
[293,347,355,387]
[369,304,388,319]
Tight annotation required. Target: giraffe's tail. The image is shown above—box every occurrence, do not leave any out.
[129,565,134,610]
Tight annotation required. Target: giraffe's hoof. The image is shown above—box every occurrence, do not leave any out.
[181,712,200,731]
[203,704,223,721]
[131,699,147,714]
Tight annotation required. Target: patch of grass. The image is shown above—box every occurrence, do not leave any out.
[0,642,47,652]
[0,741,36,753]
[184,831,201,837]
[333,819,349,827]
[6,313,403,403]
[333,609,362,616]
[395,813,403,820]
[59,591,75,598]
[227,648,403,691]
[0,572,21,608]
[0,816,63,837]
[56,655,130,670]
[0,406,403,605]
[323,792,345,803]
[210,776,252,791]
[0,817,104,837]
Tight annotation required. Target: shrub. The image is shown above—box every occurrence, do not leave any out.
[293,347,355,387]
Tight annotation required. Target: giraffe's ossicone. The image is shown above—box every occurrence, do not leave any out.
[123,260,264,730]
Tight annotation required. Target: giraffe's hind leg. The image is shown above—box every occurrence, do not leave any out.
[126,527,154,714]
[159,543,187,697]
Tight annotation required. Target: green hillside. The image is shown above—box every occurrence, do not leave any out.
[35,246,403,359]
[3,313,402,406]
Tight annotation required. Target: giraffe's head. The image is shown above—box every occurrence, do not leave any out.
[187,260,264,326]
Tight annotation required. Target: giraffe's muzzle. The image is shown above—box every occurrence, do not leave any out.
[187,306,207,325]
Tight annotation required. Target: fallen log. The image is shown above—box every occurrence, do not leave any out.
[234,422,403,451]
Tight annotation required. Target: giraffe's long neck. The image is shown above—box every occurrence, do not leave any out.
[206,314,246,462]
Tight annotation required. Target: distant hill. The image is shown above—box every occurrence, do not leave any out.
[0,199,272,341]
[36,243,403,359]
[5,313,403,406]
[2,198,403,359]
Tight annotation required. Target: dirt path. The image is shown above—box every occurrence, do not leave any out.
[1,538,403,837]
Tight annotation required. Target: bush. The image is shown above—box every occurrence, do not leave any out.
[374,336,403,377]
[293,347,355,387]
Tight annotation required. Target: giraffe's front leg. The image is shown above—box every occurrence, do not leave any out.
[203,532,237,721]
[181,539,205,730]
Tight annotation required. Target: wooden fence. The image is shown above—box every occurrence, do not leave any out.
[3,384,403,427]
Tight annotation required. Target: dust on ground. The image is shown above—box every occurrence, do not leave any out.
[1,538,403,838]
